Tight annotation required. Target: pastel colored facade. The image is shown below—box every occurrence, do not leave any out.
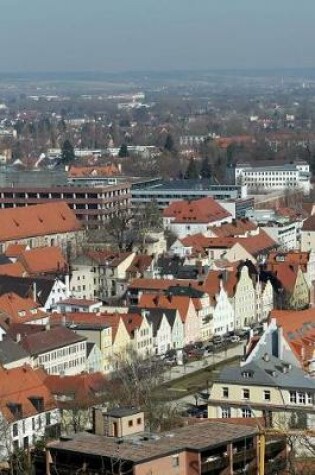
[102,252,136,299]
[286,267,309,310]
[231,266,257,329]
[123,313,154,359]
[208,359,315,431]
[256,279,274,322]
[150,312,172,355]
[212,282,235,335]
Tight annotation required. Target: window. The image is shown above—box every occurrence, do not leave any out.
[222,387,229,398]
[172,455,179,467]
[32,418,35,430]
[242,389,250,400]
[298,392,306,404]
[128,420,133,427]
[241,407,252,418]
[137,418,142,425]
[221,407,231,418]
[264,390,271,401]
[12,423,18,437]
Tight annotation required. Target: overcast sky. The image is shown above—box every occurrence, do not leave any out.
[0,0,314,72]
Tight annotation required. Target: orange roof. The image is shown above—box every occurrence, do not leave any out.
[0,365,56,422]
[68,164,120,178]
[0,261,26,277]
[127,255,153,275]
[234,230,277,256]
[214,135,253,149]
[0,292,47,323]
[163,197,231,224]
[43,372,107,408]
[139,293,191,322]
[0,202,81,242]
[121,313,143,336]
[5,244,27,258]
[18,246,68,275]
[266,262,300,292]
[180,234,235,251]
[209,219,257,238]
[270,309,315,367]
[267,251,309,271]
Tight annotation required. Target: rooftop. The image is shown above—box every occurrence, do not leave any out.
[49,421,257,463]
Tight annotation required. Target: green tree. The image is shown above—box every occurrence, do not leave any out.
[118,143,128,158]
[61,139,75,163]
[185,158,199,179]
[200,157,212,179]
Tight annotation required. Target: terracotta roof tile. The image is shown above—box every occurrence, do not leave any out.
[0,292,47,323]
[18,246,68,275]
[20,326,86,355]
[5,244,27,258]
[0,365,57,422]
[0,262,26,277]
[163,197,231,224]
[0,202,81,242]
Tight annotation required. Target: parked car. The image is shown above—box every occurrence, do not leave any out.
[230,335,240,343]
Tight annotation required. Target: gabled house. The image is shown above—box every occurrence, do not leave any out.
[0,365,60,458]
[0,274,70,312]
[145,310,172,355]
[0,202,83,256]
[208,354,315,431]
[139,293,200,345]
[245,310,315,376]
[0,292,49,325]
[267,262,310,310]
[163,197,232,238]
[121,312,154,359]
[10,325,87,376]
[202,272,235,336]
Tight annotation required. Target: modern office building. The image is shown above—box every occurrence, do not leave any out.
[131,179,248,209]
[235,161,311,194]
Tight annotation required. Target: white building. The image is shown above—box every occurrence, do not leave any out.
[235,161,310,194]
[0,366,60,459]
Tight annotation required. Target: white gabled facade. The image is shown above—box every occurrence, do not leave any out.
[212,283,235,335]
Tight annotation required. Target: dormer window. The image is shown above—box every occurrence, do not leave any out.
[241,371,253,379]
[18,311,26,317]
[29,396,44,412]
[30,309,38,315]
[7,402,23,419]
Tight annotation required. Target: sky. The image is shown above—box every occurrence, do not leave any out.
[0,0,314,73]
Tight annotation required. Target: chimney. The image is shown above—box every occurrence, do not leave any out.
[277,326,283,360]
[32,282,37,302]
[45,320,51,331]
[16,333,21,343]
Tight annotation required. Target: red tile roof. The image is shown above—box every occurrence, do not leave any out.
[18,246,68,275]
[139,293,192,322]
[20,326,86,355]
[0,365,57,422]
[68,164,120,178]
[0,292,47,323]
[0,262,26,277]
[234,230,277,256]
[270,309,315,368]
[209,219,257,238]
[5,244,27,258]
[0,202,81,242]
[163,197,231,224]
[43,372,107,409]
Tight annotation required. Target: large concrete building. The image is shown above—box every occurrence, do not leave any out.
[0,183,130,227]
[235,161,311,194]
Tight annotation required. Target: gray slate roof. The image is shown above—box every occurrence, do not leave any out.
[0,337,30,364]
[217,354,315,390]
